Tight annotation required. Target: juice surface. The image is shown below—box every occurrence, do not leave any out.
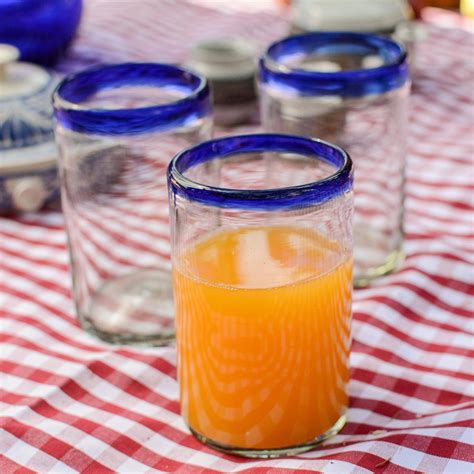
[173,225,352,450]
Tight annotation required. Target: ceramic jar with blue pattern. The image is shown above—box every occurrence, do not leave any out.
[0,44,59,214]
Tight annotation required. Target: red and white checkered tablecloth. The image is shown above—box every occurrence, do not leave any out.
[1,1,473,472]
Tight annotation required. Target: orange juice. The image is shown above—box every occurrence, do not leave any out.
[173,225,352,450]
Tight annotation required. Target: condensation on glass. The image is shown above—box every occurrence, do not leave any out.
[259,33,410,286]
[53,63,212,345]
[168,133,353,458]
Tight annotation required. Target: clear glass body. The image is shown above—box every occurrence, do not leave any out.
[169,134,353,457]
[259,34,410,286]
[54,64,212,345]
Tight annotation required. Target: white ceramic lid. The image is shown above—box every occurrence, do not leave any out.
[0,44,52,99]
[291,0,410,33]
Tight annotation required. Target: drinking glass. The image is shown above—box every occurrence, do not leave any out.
[259,33,410,286]
[168,133,353,457]
[53,63,212,345]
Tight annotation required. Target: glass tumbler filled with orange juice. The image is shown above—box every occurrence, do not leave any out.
[168,134,354,457]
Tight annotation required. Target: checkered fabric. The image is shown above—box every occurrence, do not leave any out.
[1,1,473,472]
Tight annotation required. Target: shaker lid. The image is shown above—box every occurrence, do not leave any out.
[291,0,410,33]
[0,43,57,173]
[0,44,52,99]
[187,37,256,81]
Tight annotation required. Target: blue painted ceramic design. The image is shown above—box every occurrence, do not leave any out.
[0,63,59,213]
[0,76,56,151]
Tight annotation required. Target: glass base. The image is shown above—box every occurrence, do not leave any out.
[354,248,405,288]
[78,269,175,347]
[188,414,346,459]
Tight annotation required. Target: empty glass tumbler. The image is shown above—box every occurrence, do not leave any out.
[169,133,353,457]
[259,33,410,286]
[53,63,212,345]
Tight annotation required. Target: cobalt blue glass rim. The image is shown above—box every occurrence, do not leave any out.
[168,133,353,211]
[259,32,409,97]
[53,63,211,135]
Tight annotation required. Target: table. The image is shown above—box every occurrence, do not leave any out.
[1,1,473,472]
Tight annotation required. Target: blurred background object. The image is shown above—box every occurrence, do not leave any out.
[290,0,412,35]
[279,0,461,15]
[0,0,82,66]
[407,1,460,17]
[422,0,459,7]
[187,37,257,126]
[0,44,59,214]
[393,20,427,68]
[289,0,428,71]
[461,0,474,17]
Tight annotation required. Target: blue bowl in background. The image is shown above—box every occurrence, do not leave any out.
[0,0,83,66]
